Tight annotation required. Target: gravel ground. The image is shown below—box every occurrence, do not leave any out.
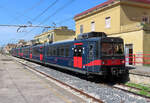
[13,57,150,103]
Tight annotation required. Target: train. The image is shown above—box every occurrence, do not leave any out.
[10,32,128,77]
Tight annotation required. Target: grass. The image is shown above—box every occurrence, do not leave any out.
[125,82,150,92]
[125,82,150,97]
[136,90,150,97]
[143,64,150,67]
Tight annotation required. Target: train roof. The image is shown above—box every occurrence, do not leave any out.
[77,32,107,40]
[101,37,123,42]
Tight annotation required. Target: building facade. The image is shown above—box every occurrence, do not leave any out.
[74,0,150,65]
[34,26,75,44]
[4,44,17,54]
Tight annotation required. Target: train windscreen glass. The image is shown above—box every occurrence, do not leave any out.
[102,43,124,56]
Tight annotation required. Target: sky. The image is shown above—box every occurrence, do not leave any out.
[0,0,107,46]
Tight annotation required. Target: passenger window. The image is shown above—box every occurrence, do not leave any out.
[53,48,56,56]
[60,48,64,56]
[65,47,69,57]
[48,46,52,56]
[57,47,59,56]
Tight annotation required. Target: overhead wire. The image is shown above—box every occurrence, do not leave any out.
[32,0,59,22]
[21,0,76,39]
[3,0,45,45]
[39,0,76,25]
[5,0,76,45]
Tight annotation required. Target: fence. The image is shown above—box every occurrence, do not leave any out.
[125,54,150,65]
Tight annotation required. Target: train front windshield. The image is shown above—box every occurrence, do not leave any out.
[101,42,124,56]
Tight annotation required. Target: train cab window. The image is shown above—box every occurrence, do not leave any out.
[114,43,124,56]
[74,48,78,56]
[102,43,113,56]
[102,42,124,56]
[78,47,82,57]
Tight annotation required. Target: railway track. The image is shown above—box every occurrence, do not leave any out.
[15,59,104,103]
[113,84,150,100]
[11,56,150,103]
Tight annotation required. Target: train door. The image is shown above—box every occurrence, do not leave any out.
[40,46,44,62]
[125,44,133,65]
[87,42,95,72]
[30,48,32,59]
[73,44,83,68]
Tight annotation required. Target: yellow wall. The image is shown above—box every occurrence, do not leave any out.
[143,31,150,54]
[75,5,121,36]
[54,30,75,42]
[120,3,150,32]
[143,31,150,63]
[74,1,150,65]
[109,30,144,54]
[34,28,75,44]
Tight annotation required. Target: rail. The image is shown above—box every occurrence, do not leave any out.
[14,58,104,103]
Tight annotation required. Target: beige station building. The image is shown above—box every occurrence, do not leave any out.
[34,26,75,44]
[74,0,150,65]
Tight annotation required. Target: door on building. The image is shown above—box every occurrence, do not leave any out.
[73,44,83,68]
[125,44,133,65]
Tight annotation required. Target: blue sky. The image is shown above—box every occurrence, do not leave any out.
[0,0,106,46]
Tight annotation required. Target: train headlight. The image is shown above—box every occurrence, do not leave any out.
[121,60,125,64]
[102,60,107,65]
[102,61,105,65]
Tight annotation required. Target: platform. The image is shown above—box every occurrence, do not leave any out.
[127,65,150,77]
[0,54,85,103]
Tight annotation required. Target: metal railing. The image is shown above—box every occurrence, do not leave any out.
[125,54,150,65]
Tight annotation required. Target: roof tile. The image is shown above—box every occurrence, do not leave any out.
[74,0,150,18]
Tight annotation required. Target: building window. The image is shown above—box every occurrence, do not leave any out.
[80,25,83,34]
[105,17,111,28]
[91,21,95,31]
[142,16,149,24]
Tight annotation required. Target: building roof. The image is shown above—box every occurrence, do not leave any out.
[74,0,150,18]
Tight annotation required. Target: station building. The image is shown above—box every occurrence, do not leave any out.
[74,0,150,65]
[34,26,75,44]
